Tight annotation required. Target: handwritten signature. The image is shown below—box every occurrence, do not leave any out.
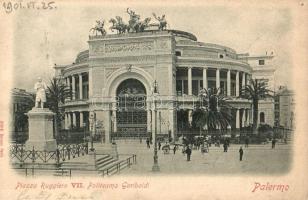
[17,190,96,200]
[2,0,57,14]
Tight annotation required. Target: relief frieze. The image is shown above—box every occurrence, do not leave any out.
[104,41,154,54]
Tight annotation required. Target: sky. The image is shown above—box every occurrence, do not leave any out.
[12,2,293,92]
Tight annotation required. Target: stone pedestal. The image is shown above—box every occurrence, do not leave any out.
[25,108,57,151]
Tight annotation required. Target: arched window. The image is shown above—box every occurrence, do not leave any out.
[260,112,265,123]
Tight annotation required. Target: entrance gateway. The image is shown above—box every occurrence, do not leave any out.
[115,78,148,138]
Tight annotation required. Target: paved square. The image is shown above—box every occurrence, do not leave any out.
[113,140,291,175]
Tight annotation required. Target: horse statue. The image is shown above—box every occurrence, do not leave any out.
[90,20,107,36]
[109,16,128,34]
[135,17,151,32]
[152,13,167,30]
[126,7,141,32]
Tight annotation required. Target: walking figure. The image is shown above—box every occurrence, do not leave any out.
[146,138,150,148]
[173,145,177,154]
[245,137,249,148]
[223,142,228,152]
[158,141,161,150]
[185,146,192,161]
[272,138,276,149]
[239,146,244,161]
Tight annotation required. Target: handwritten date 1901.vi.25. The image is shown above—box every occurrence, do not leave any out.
[2,1,57,14]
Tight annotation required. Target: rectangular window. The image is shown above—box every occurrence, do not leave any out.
[259,60,265,65]
[220,81,226,95]
[176,80,182,96]
[208,80,216,89]
[199,80,203,92]
[183,80,188,95]
[231,83,236,96]
[192,80,199,96]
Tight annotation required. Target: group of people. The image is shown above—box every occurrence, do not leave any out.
[144,135,279,163]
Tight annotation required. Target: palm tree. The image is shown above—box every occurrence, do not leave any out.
[192,88,233,134]
[241,79,273,134]
[46,77,72,140]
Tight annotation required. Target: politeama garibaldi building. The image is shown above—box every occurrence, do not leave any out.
[54,16,276,144]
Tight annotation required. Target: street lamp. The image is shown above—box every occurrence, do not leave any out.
[89,112,95,152]
[152,80,160,172]
[83,122,87,144]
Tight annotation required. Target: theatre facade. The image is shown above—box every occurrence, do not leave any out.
[55,29,274,141]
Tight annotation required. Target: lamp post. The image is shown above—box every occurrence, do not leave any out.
[111,114,116,143]
[89,112,95,152]
[152,80,160,172]
[83,122,86,144]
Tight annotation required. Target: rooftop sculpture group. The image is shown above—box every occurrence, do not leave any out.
[90,8,168,36]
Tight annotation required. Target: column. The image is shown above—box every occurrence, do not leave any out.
[72,112,77,127]
[147,109,152,132]
[89,68,93,99]
[251,107,254,124]
[64,113,68,129]
[188,67,192,95]
[67,113,71,129]
[236,71,239,97]
[72,75,76,100]
[80,112,84,127]
[216,69,220,89]
[242,109,246,127]
[202,68,208,90]
[188,110,192,126]
[79,74,83,100]
[66,77,70,88]
[236,109,240,129]
[242,72,246,95]
[227,69,231,96]
[66,77,71,100]
[246,109,250,125]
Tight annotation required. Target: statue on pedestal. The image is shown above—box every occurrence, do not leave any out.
[26,78,57,151]
[34,77,47,108]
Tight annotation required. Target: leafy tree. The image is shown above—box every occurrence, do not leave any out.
[192,88,233,133]
[46,77,72,140]
[241,79,273,134]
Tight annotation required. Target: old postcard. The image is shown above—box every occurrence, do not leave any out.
[0,0,308,199]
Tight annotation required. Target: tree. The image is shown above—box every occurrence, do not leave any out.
[192,88,233,134]
[46,77,72,140]
[241,79,273,134]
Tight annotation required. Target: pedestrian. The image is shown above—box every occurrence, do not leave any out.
[185,146,192,161]
[245,137,249,148]
[223,142,228,152]
[272,138,276,149]
[239,146,244,161]
[158,141,161,150]
[226,138,230,147]
[173,145,177,154]
[146,138,150,148]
